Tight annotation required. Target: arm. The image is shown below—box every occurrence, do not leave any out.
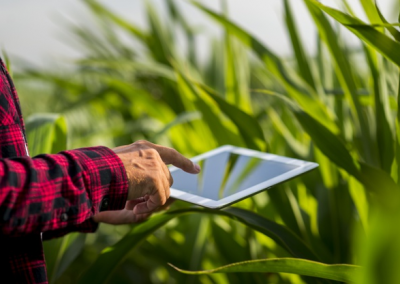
[0,146,128,237]
[1,140,200,238]
[0,61,199,238]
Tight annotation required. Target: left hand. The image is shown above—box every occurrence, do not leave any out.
[92,197,175,224]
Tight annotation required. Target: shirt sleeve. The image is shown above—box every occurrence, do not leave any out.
[0,146,128,237]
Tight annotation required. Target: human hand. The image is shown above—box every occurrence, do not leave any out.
[93,197,151,224]
[112,140,200,215]
[92,197,176,224]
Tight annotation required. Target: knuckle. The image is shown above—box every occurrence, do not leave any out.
[170,148,179,156]
[135,140,148,146]
[164,146,179,157]
[185,158,192,167]
[145,148,158,156]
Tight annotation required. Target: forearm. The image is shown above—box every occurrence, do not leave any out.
[0,146,128,236]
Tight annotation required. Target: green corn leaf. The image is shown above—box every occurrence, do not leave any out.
[314,147,339,189]
[364,46,394,173]
[53,234,86,281]
[44,233,86,284]
[169,258,361,283]
[267,108,309,157]
[349,177,369,231]
[174,66,265,150]
[295,108,360,177]
[78,207,322,283]
[340,0,355,16]
[192,1,338,135]
[77,212,176,284]
[166,0,198,67]
[255,89,400,198]
[77,59,176,81]
[304,0,373,164]
[83,0,147,41]
[355,207,400,284]
[204,39,225,94]
[104,78,176,123]
[43,238,64,284]
[375,5,400,41]
[306,0,400,68]
[166,0,189,31]
[254,89,360,178]
[363,23,400,28]
[150,111,201,142]
[211,221,255,283]
[360,0,382,25]
[146,1,174,66]
[19,70,85,94]
[397,72,400,184]
[175,72,243,147]
[224,207,320,260]
[198,85,266,151]
[359,162,400,202]
[284,0,317,91]
[316,36,334,92]
[267,186,306,245]
[188,216,210,271]
[224,31,253,113]
[1,50,12,78]
[25,114,68,156]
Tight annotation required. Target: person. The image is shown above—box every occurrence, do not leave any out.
[0,58,201,283]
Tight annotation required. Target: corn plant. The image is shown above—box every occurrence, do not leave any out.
[13,0,400,283]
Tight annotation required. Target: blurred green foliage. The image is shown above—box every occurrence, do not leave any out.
[10,0,400,283]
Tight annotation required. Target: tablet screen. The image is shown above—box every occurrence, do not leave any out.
[171,150,299,201]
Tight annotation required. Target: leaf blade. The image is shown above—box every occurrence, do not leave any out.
[79,207,323,283]
[169,258,361,283]
[191,1,338,135]
[307,0,400,68]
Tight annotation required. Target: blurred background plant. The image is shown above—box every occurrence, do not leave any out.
[3,0,400,283]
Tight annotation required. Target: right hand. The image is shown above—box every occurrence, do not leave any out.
[112,140,200,215]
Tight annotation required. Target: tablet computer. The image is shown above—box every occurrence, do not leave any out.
[169,145,318,209]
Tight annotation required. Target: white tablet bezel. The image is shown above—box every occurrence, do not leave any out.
[169,145,319,209]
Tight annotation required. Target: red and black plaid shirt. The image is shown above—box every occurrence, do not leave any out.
[0,59,128,283]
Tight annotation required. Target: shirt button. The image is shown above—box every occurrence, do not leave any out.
[60,213,68,222]
[100,197,110,212]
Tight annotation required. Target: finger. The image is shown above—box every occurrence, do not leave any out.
[133,199,158,215]
[125,197,146,210]
[133,213,152,223]
[160,174,170,205]
[147,143,200,174]
[160,164,172,199]
[133,185,166,214]
[157,197,176,212]
[163,171,171,201]
[161,163,173,187]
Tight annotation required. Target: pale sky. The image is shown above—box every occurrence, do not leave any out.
[0,0,396,67]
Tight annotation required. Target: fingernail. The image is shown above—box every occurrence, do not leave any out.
[194,164,201,173]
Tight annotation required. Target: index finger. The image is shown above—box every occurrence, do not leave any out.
[146,142,200,174]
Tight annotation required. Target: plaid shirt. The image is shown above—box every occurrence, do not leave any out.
[0,59,128,283]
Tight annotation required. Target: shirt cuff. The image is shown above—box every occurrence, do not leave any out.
[67,146,129,214]
[42,218,99,240]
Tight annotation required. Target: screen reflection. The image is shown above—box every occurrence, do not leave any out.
[171,151,299,201]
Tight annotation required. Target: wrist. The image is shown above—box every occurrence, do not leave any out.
[92,214,101,223]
